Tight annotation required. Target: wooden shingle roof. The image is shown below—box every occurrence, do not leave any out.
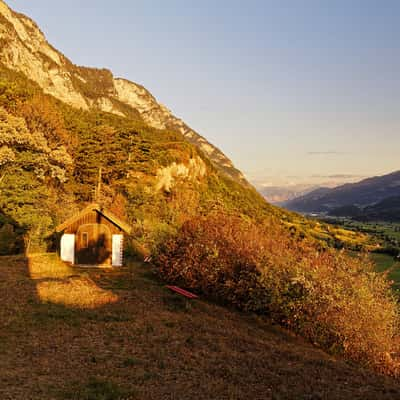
[56,203,132,234]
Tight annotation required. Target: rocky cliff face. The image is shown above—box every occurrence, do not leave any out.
[0,0,248,186]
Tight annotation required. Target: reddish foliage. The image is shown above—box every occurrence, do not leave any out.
[154,212,400,374]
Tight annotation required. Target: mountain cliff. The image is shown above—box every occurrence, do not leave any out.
[0,0,247,186]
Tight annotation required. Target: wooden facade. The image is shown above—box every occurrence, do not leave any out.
[56,204,131,266]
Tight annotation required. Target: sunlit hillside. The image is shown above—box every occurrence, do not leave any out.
[0,64,372,257]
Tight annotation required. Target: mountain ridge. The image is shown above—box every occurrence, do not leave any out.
[284,170,400,213]
[0,0,248,186]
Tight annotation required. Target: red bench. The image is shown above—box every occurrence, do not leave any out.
[166,285,198,299]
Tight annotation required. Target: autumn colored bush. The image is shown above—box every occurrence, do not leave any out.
[154,212,400,374]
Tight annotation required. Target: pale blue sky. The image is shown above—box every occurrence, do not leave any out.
[6,0,400,187]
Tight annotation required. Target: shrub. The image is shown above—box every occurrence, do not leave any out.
[154,212,400,374]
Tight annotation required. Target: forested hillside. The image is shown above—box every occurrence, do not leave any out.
[0,64,374,256]
[0,64,276,254]
[329,196,400,223]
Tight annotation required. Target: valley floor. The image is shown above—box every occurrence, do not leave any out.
[1,254,400,400]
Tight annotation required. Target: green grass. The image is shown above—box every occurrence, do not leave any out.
[370,253,400,293]
[328,219,400,250]
[326,219,400,293]
[370,253,397,272]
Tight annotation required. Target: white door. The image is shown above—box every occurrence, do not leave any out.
[112,234,123,266]
[60,234,75,264]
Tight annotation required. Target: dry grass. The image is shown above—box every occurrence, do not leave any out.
[1,253,400,399]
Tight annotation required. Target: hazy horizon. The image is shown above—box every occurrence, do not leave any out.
[6,0,400,188]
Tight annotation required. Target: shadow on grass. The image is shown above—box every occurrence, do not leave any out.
[0,252,146,399]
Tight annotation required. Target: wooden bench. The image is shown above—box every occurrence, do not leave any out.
[166,285,198,299]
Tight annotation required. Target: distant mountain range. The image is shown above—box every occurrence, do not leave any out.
[283,170,400,222]
[259,185,318,204]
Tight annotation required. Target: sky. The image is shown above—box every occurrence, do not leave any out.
[6,0,400,188]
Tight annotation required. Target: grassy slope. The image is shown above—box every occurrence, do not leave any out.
[1,254,400,400]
